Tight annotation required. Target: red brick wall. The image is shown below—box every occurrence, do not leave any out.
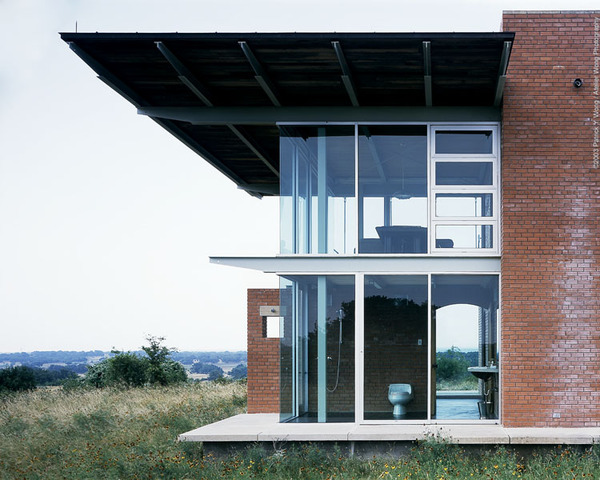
[502,11,600,427]
[247,289,280,414]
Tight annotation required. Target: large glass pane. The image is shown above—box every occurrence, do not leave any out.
[364,275,428,420]
[435,225,494,249]
[358,126,428,253]
[281,275,355,423]
[279,278,295,422]
[432,275,499,420]
[435,130,493,154]
[280,126,355,254]
[435,162,493,185]
[435,193,493,217]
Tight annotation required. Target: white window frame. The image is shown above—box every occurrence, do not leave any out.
[429,125,500,255]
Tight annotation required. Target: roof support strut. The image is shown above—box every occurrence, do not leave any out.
[156,41,279,180]
[423,41,432,106]
[156,41,215,106]
[493,41,512,107]
[332,41,360,107]
[239,41,282,106]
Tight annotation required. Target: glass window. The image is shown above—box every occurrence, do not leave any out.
[281,124,499,256]
[280,275,355,423]
[435,162,493,185]
[364,275,428,420]
[435,193,493,217]
[432,275,499,420]
[282,274,500,423]
[435,225,494,249]
[358,126,428,253]
[435,130,493,154]
[280,126,355,254]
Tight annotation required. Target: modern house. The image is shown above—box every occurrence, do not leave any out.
[62,10,600,450]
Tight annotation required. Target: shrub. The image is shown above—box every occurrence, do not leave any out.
[0,366,36,393]
[105,351,147,387]
[229,363,247,380]
[436,347,473,382]
[83,336,187,388]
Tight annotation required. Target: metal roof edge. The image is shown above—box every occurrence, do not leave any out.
[60,31,515,41]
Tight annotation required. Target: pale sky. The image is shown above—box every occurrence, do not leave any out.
[0,0,597,353]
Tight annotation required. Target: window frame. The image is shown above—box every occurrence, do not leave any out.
[279,122,501,257]
[429,125,500,255]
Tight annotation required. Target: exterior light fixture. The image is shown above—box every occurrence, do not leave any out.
[573,78,583,88]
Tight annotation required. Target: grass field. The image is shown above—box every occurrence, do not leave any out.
[1,383,599,479]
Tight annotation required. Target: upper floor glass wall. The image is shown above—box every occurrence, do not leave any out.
[359,126,428,253]
[281,124,499,255]
[280,126,356,254]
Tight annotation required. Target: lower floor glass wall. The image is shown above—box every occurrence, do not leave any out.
[280,276,355,423]
[280,273,499,423]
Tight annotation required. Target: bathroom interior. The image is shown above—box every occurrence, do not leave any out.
[280,274,499,422]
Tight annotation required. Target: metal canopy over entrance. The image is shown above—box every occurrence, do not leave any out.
[61,32,513,197]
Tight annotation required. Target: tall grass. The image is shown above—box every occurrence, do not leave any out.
[0,382,245,479]
[1,383,599,479]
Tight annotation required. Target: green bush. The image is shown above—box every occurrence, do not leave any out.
[229,363,247,380]
[83,336,187,388]
[105,351,147,387]
[0,366,37,393]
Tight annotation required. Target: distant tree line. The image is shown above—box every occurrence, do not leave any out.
[170,351,246,365]
[0,340,248,392]
[0,350,105,365]
[0,350,246,370]
[189,362,247,381]
[0,366,78,392]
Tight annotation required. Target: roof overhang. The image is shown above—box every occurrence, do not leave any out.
[60,32,514,197]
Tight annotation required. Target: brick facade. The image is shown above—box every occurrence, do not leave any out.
[247,289,280,414]
[501,11,600,427]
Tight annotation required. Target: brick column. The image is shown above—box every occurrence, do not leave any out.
[502,11,600,427]
[247,289,280,414]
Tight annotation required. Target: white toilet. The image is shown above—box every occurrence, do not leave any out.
[388,383,413,417]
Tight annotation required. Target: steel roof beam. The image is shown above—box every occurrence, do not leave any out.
[239,41,282,106]
[228,125,279,178]
[423,41,433,107]
[68,42,144,108]
[332,41,360,107]
[156,41,215,106]
[138,105,501,124]
[494,41,512,107]
[156,41,278,179]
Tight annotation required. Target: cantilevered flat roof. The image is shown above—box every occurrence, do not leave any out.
[60,32,513,197]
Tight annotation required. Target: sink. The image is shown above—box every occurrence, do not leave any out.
[468,366,498,381]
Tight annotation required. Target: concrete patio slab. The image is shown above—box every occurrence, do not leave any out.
[349,424,427,442]
[258,422,355,442]
[180,414,600,446]
[505,428,600,445]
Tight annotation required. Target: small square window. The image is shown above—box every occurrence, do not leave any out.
[265,316,283,338]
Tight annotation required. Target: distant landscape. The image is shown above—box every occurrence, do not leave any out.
[0,350,247,386]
